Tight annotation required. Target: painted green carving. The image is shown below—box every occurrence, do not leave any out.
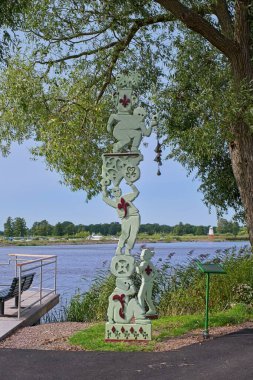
[110,255,135,278]
[136,249,158,317]
[102,73,159,341]
[101,153,143,187]
[102,183,140,255]
[107,277,151,325]
[108,108,157,153]
[111,72,141,115]
[105,322,152,341]
[107,72,157,153]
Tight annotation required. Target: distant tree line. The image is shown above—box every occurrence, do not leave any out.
[1,217,243,238]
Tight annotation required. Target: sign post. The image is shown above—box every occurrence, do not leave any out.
[196,262,226,339]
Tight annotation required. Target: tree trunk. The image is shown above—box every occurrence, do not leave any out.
[229,18,253,246]
[229,122,253,247]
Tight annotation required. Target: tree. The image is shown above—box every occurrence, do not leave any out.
[60,221,76,235]
[1,1,253,243]
[4,216,13,237]
[13,217,27,237]
[53,222,64,237]
[0,0,32,63]
[31,220,53,236]
[217,218,230,234]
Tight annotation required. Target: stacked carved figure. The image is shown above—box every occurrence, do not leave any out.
[101,73,158,341]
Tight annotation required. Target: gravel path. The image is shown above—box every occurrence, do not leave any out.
[0,321,252,351]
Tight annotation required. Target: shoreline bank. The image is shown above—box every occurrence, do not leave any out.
[0,236,249,247]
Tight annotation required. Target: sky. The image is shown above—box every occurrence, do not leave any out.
[0,137,226,230]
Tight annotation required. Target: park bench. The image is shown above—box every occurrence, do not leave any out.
[0,272,36,316]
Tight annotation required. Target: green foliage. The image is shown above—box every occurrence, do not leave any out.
[65,247,253,323]
[158,246,253,316]
[12,217,27,237]
[69,304,253,352]
[233,284,253,306]
[0,0,31,62]
[217,218,240,235]
[2,215,246,238]
[66,270,116,322]
[31,220,53,236]
[4,216,14,237]
[0,1,252,219]
[4,216,28,237]
[0,58,111,197]
[158,30,244,217]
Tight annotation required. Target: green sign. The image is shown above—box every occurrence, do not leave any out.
[196,262,226,274]
[196,261,226,339]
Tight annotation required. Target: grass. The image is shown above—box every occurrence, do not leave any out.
[68,304,253,352]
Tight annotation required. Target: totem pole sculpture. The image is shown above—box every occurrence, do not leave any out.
[101,72,158,341]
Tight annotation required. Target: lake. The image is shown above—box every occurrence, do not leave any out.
[0,241,249,304]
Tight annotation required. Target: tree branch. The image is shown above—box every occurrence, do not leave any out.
[28,25,112,43]
[212,0,234,38]
[35,41,118,64]
[155,0,238,59]
[95,14,176,102]
[233,0,252,78]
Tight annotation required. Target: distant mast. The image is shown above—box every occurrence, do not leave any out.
[208,226,214,239]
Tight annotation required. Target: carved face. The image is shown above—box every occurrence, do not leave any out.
[141,248,154,261]
[111,187,122,198]
[116,278,136,295]
[133,107,146,120]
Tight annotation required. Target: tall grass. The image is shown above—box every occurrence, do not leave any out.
[158,246,253,315]
[65,246,253,322]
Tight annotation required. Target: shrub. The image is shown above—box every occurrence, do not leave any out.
[65,246,253,321]
[158,246,253,315]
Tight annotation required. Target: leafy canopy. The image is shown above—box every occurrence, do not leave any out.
[0,0,248,211]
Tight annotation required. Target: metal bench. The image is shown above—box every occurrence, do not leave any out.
[0,272,36,316]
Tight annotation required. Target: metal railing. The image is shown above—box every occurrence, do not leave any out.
[5,254,57,319]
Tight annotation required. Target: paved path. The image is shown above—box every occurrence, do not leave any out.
[1,328,253,380]
[0,293,59,341]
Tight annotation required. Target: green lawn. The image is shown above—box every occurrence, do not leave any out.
[69,304,253,352]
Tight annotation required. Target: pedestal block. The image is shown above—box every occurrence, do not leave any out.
[105,322,152,341]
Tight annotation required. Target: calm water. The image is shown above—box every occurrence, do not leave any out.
[0,241,249,303]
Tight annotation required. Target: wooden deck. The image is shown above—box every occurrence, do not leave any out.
[0,290,59,341]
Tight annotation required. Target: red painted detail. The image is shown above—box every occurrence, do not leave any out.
[121,326,125,333]
[139,327,143,334]
[119,95,130,107]
[145,314,158,320]
[112,326,116,333]
[113,294,125,319]
[117,198,130,218]
[145,265,153,276]
[130,327,135,334]
[105,339,149,342]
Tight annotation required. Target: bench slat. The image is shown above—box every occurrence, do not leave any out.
[0,273,36,304]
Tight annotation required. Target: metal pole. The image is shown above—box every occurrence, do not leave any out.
[54,257,57,294]
[204,273,210,339]
[15,255,17,277]
[40,260,42,304]
[18,266,21,319]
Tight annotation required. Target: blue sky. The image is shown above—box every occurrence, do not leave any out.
[0,136,223,230]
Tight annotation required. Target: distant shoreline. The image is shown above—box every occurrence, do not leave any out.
[0,236,249,247]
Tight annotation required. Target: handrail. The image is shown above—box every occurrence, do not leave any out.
[0,259,12,266]
[8,254,57,258]
[4,253,58,319]
[17,257,56,267]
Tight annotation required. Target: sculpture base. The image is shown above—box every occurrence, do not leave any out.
[145,314,158,320]
[105,322,152,341]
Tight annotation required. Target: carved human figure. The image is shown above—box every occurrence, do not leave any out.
[107,277,150,324]
[107,107,157,153]
[102,183,140,255]
[136,248,157,317]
